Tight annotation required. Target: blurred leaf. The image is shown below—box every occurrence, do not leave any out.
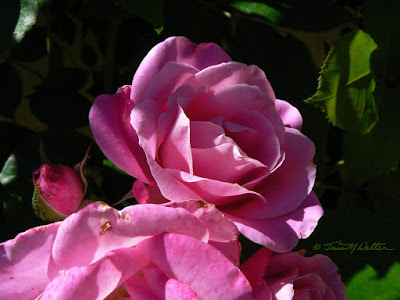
[0,154,17,186]
[306,30,378,134]
[346,263,400,300]
[0,62,22,118]
[14,0,39,43]
[30,68,91,128]
[113,0,165,27]
[230,0,353,32]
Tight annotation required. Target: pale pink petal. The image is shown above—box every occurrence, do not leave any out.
[136,233,253,300]
[192,141,265,183]
[150,161,265,206]
[275,100,303,130]
[41,247,148,300]
[165,279,197,300]
[131,36,231,105]
[208,240,242,267]
[229,192,323,252]
[166,200,239,242]
[183,62,275,101]
[89,86,154,184]
[0,223,59,300]
[48,202,208,276]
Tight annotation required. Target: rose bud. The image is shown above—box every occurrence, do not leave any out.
[32,164,84,221]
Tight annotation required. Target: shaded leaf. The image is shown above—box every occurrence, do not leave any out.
[113,0,165,27]
[306,30,378,134]
[340,1,400,185]
[230,0,353,32]
[0,62,22,118]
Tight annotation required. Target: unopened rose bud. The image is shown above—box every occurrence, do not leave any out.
[32,164,84,221]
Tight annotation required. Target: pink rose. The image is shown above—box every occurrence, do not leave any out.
[32,164,84,221]
[89,36,323,252]
[0,201,252,299]
[240,248,346,300]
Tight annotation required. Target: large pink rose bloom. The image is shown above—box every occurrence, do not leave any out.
[0,201,252,299]
[89,36,323,252]
[240,248,346,300]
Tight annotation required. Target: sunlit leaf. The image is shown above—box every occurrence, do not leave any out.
[346,263,400,300]
[13,0,39,43]
[306,30,378,134]
[0,154,17,186]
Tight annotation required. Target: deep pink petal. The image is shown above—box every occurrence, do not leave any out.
[0,223,59,300]
[159,104,193,174]
[48,202,208,276]
[89,86,154,184]
[132,179,168,204]
[131,36,231,105]
[142,266,169,299]
[124,276,159,300]
[245,128,316,219]
[136,233,253,300]
[275,99,303,130]
[183,62,275,101]
[130,100,161,160]
[41,247,148,300]
[229,192,323,252]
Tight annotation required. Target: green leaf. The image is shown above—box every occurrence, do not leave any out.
[0,1,20,54]
[0,154,17,186]
[230,0,353,32]
[346,263,400,300]
[340,0,400,185]
[14,0,39,43]
[306,30,378,134]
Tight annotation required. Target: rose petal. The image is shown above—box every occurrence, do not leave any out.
[132,180,168,204]
[236,128,316,219]
[183,62,275,101]
[131,36,231,105]
[136,233,253,300]
[130,100,161,160]
[165,279,198,300]
[48,202,208,276]
[159,104,193,174]
[89,86,154,184]
[229,192,323,252]
[143,61,198,109]
[41,247,148,300]
[275,99,303,130]
[0,223,59,300]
